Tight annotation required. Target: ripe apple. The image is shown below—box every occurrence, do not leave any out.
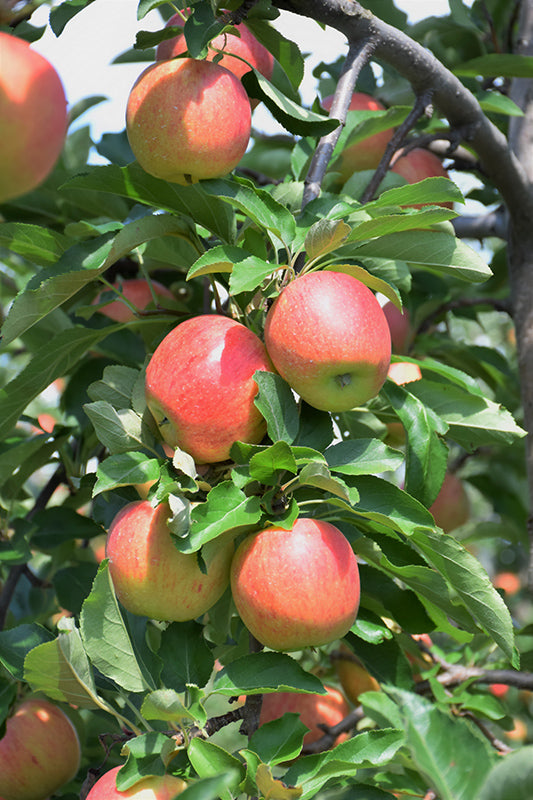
[429,471,470,533]
[259,685,350,747]
[145,314,273,464]
[126,57,251,185]
[490,683,510,699]
[156,10,274,108]
[0,697,81,800]
[230,517,360,651]
[390,147,453,208]
[492,571,521,596]
[382,301,413,354]
[322,92,393,179]
[334,643,380,704]
[263,271,391,412]
[93,278,175,322]
[106,500,234,621]
[86,766,187,799]
[0,32,68,203]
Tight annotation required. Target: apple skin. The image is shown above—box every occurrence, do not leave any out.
[382,301,412,354]
[230,518,360,651]
[106,500,234,621]
[390,147,453,208]
[93,278,175,322]
[322,92,393,179]
[126,57,251,185]
[145,314,274,464]
[334,644,380,704]
[86,766,187,799]
[429,471,470,533]
[0,697,81,800]
[259,685,350,747]
[156,11,274,107]
[264,271,391,412]
[0,32,68,203]
[387,361,422,386]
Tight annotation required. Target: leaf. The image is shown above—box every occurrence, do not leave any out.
[255,763,303,800]
[455,53,533,78]
[186,244,281,294]
[323,264,401,308]
[0,222,71,266]
[249,441,298,485]
[49,0,95,35]
[93,453,160,496]
[188,739,245,799]
[324,438,403,476]
[347,206,457,240]
[213,652,326,695]
[304,219,351,261]
[84,402,153,455]
[177,774,242,800]
[253,372,300,444]
[297,462,356,504]
[80,561,153,692]
[478,745,533,800]
[141,689,201,725]
[366,177,464,211]
[248,714,309,765]
[0,624,55,680]
[159,621,214,693]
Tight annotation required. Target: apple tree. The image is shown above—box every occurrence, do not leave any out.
[1,0,533,797]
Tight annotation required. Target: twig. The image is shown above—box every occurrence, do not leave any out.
[301,706,366,754]
[457,709,512,754]
[240,633,264,738]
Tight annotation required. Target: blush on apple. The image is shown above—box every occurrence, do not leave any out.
[264,271,391,412]
[145,314,274,464]
[0,32,68,203]
[126,57,251,185]
[322,92,393,179]
[106,500,234,621]
[0,697,81,800]
[86,765,187,799]
[230,518,360,651]
[390,147,453,208]
[93,278,175,322]
[259,685,350,747]
[429,471,470,533]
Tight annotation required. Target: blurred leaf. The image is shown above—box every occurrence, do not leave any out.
[0,223,71,266]
[455,53,533,77]
[0,624,55,680]
[49,0,96,35]
[31,506,104,548]
[478,745,533,799]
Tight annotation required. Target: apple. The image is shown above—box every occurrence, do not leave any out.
[382,301,413,353]
[0,697,80,800]
[0,33,67,204]
[86,765,187,799]
[93,278,175,322]
[263,271,391,412]
[492,571,521,596]
[387,361,422,386]
[126,57,251,185]
[106,500,234,621]
[156,10,274,108]
[259,685,350,747]
[230,517,360,651]
[322,92,393,179]
[145,314,273,464]
[429,471,470,533]
[390,147,453,208]
[490,683,510,699]
[334,643,380,704]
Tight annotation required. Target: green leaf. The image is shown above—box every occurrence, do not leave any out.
[391,689,496,800]
[0,624,55,680]
[304,219,352,261]
[159,621,214,693]
[87,364,141,406]
[248,714,308,765]
[49,0,95,35]
[94,453,160,496]
[84,401,154,455]
[177,773,242,800]
[455,53,533,78]
[186,244,282,294]
[324,438,403,476]
[297,462,356,504]
[213,652,326,695]
[80,561,153,692]
[30,506,104,548]
[0,222,71,266]
[347,206,457,241]
[141,688,203,725]
[476,89,524,117]
[351,230,492,282]
[366,177,464,211]
[478,745,533,800]
[323,263,401,308]
[117,732,171,787]
[249,441,298,485]
[188,739,245,798]
[253,371,300,444]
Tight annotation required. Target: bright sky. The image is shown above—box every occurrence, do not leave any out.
[29,0,466,148]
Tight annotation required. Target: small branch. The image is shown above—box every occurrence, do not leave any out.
[452,210,508,241]
[302,36,379,209]
[457,708,512,754]
[301,706,365,754]
[240,633,264,738]
[360,89,434,203]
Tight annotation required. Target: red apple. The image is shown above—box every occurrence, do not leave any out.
[322,92,393,179]
[492,571,521,596]
[0,697,80,800]
[264,271,391,412]
[126,57,251,185]
[390,147,453,208]
[145,314,274,464]
[429,471,470,533]
[382,301,413,354]
[86,765,187,799]
[106,500,234,621]
[93,278,175,322]
[334,644,380,704]
[259,685,350,747]
[230,518,360,651]
[156,10,274,108]
[0,32,68,203]
[490,683,510,699]
[387,361,422,385]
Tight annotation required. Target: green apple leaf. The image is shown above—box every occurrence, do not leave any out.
[334,106,410,156]
[248,714,308,765]
[188,739,245,796]
[323,263,401,307]
[0,624,55,680]
[324,438,404,476]
[249,440,298,485]
[364,177,464,211]
[304,219,352,261]
[0,222,71,266]
[478,745,533,800]
[159,621,214,693]
[87,365,141,406]
[175,773,243,800]
[93,452,160,496]
[84,401,156,456]
[346,205,458,241]
[253,371,300,444]
[455,53,533,77]
[297,462,357,504]
[213,652,326,695]
[186,244,282,294]
[246,18,304,90]
[141,688,204,725]
[115,732,171,788]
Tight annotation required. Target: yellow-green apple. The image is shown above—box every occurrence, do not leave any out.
[230,517,360,651]
[322,92,393,179]
[106,500,234,621]
[145,314,273,463]
[93,278,175,322]
[0,697,80,800]
[334,643,380,704]
[0,32,67,203]
[156,10,274,108]
[126,57,251,185]
[259,685,350,747]
[263,271,391,412]
[86,766,187,799]
[390,147,453,208]
[429,471,470,533]
[382,301,413,353]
